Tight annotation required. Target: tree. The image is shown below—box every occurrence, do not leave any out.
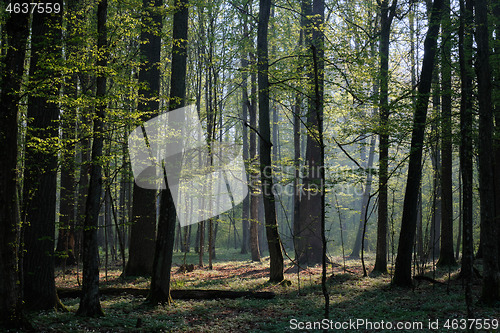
[22,0,64,310]
[373,0,397,274]
[458,0,474,316]
[125,0,162,277]
[310,0,327,317]
[296,0,324,266]
[475,0,500,304]
[77,0,108,317]
[148,0,189,304]
[240,53,249,255]
[0,7,30,330]
[258,0,284,282]
[249,53,261,262]
[437,0,456,267]
[393,0,444,288]
[492,0,500,271]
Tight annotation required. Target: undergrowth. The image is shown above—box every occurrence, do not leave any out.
[21,250,500,332]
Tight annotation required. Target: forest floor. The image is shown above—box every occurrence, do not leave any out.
[26,250,499,332]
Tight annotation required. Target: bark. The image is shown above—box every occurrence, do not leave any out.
[393,0,444,288]
[249,52,261,262]
[241,55,250,255]
[296,0,324,266]
[475,0,500,304]
[76,0,107,317]
[493,0,500,270]
[437,0,456,267]
[426,0,442,263]
[459,0,474,316]
[22,2,63,310]
[310,0,327,316]
[148,0,189,305]
[258,0,284,282]
[0,8,30,330]
[293,96,302,258]
[125,0,163,277]
[373,0,397,274]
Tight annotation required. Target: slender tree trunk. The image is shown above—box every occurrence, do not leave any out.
[437,0,456,267]
[77,0,107,317]
[258,0,284,282]
[148,0,189,305]
[125,0,163,277]
[293,95,302,259]
[310,0,327,316]
[0,8,30,330]
[492,0,500,270]
[475,0,500,305]
[459,0,474,317]
[22,2,64,310]
[429,116,442,260]
[393,0,444,288]
[249,52,261,262]
[374,0,397,274]
[297,0,324,266]
[240,53,250,255]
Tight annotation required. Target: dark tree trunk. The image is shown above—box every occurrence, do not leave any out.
[493,0,500,270]
[125,0,164,277]
[148,0,188,305]
[293,95,302,257]
[393,0,444,288]
[458,0,474,316]
[296,0,324,266]
[373,0,397,274]
[258,0,284,282]
[0,8,30,330]
[249,52,261,262]
[310,0,327,317]
[475,0,500,305]
[22,2,64,310]
[437,0,456,267]
[240,53,250,255]
[77,0,107,317]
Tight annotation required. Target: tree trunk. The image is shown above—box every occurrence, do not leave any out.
[22,3,63,310]
[458,0,474,316]
[437,0,456,267]
[429,40,442,260]
[258,0,284,282]
[492,0,500,270]
[240,54,250,255]
[393,0,444,288]
[125,0,163,277]
[475,0,500,305]
[373,0,397,274]
[0,8,30,330]
[148,0,189,305]
[296,0,324,266]
[293,95,302,258]
[77,0,107,317]
[249,52,261,262]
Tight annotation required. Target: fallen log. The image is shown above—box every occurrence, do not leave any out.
[57,288,275,300]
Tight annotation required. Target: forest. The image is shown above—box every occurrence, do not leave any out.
[0,0,499,331]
